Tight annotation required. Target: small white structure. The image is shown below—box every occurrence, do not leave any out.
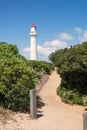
[30,24,37,60]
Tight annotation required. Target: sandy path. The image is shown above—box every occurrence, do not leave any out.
[0,70,86,130]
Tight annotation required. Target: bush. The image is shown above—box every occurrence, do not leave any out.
[28,60,54,77]
[57,87,83,105]
[0,42,54,111]
[50,42,87,106]
[83,96,87,106]
[0,42,37,111]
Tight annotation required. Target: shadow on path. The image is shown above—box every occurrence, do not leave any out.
[37,96,45,118]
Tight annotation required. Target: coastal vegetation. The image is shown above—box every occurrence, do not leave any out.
[49,42,87,105]
[0,42,54,111]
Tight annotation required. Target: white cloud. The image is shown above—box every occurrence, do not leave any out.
[22,47,30,59]
[74,27,87,42]
[44,39,67,48]
[37,45,62,57]
[74,27,82,33]
[58,32,74,41]
[23,47,30,53]
[81,30,87,42]
[38,39,68,60]
[37,45,50,56]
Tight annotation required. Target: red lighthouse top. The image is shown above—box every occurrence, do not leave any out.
[31,24,36,28]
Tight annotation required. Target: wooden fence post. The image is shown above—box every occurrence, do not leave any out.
[30,89,37,118]
[83,112,87,130]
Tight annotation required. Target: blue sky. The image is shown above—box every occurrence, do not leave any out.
[0,0,87,61]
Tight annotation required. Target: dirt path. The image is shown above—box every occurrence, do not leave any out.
[0,70,86,130]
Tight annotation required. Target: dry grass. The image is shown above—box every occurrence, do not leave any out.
[0,107,16,123]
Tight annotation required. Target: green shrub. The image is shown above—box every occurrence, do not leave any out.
[0,42,37,111]
[57,87,83,105]
[0,58,37,111]
[0,42,54,111]
[50,42,87,106]
[83,96,87,106]
[28,60,54,77]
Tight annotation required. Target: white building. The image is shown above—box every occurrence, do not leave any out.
[30,24,37,60]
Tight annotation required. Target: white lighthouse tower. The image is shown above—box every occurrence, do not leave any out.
[30,24,37,60]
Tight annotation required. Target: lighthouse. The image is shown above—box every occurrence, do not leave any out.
[30,24,37,60]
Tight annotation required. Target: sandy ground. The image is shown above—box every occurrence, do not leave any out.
[0,70,86,130]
